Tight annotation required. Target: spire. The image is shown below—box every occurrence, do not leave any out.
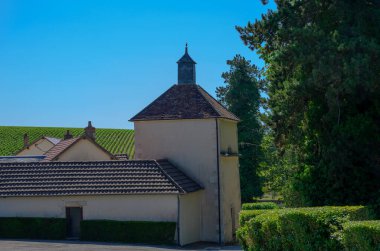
[177,43,196,84]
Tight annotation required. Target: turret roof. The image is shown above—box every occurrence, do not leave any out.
[177,43,196,64]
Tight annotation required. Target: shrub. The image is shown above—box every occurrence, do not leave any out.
[81,220,176,244]
[0,217,66,240]
[239,209,273,226]
[237,206,375,251]
[242,202,279,210]
[341,221,380,251]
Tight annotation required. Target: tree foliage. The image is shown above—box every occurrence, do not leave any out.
[237,0,380,206]
[217,55,264,202]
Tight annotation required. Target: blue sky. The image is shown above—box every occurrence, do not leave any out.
[0,0,275,129]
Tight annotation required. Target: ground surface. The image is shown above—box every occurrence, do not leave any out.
[0,240,242,251]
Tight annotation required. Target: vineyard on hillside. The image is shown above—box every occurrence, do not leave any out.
[0,126,135,158]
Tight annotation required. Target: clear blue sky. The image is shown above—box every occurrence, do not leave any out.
[0,0,275,129]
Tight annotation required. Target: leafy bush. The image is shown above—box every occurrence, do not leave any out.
[239,209,273,226]
[237,206,375,251]
[242,202,279,210]
[341,221,380,251]
[0,217,66,240]
[81,220,176,244]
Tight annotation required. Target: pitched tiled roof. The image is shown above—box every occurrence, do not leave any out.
[130,84,239,121]
[0,160,202,197]
[157,159,201,193]
[43,136,115,161]
[43,137,81,161]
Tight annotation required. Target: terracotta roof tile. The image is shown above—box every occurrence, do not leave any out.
[129,84,239,122]
[43,137,81,161]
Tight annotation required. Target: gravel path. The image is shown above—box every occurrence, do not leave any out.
[0,240,242,251]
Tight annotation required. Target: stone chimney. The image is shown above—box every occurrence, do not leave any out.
[64,130,73,140]
[84,121,96,141]
[23,133,29,148]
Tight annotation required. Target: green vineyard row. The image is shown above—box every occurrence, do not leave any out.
[0,126,135,158]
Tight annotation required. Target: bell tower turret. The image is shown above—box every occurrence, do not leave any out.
[177,43,196,84]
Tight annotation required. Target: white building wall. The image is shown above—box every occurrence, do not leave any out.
[0,195,178,222]
[134,119,219,242]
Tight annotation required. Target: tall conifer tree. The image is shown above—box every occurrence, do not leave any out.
[237,0,380,206]
[217,55,264,202]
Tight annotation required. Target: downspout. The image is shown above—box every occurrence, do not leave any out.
[177,194,181,246]
[215,118,222,245]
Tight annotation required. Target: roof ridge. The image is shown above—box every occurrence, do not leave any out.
[154,159,186,194]
[196,85,223,117]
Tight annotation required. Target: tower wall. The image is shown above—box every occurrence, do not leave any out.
[218,119,241,243]
[134,119,220,243]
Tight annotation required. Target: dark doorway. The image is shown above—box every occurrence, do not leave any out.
[66,207,83,239]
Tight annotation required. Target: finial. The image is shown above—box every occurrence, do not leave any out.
[185,43,188,53]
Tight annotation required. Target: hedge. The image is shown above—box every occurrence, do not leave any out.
[237,206,375,251]
[242,202,279,210]
[341,221,380,251]
[0,217,66,240]
[80,220,176,244]
[239,209,273,226]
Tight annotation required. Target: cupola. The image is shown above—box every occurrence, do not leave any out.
[177,43,196,84]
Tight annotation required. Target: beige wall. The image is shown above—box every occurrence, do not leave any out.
[134,119,220,242]
[218,119,241,243]
[17,138,55,156]
[179,191,202,246]
[57,139,112,161]
[219,119,239,154]
[0,195,178,222]
[134,118,241,244]
[220,157,241,243]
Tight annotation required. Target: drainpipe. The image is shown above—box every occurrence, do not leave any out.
[215,118,222,245]
[177,195,181,246]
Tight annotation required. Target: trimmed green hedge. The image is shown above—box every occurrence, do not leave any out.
[81,220,176,244]
[341,221,380,251]
[239,209,273,226]
[0,217,66,240]
[242,202,279,210]
[237,206,375,251]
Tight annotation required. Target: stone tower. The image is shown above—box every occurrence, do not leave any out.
[130,46,241,245]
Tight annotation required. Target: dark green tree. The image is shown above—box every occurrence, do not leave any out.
[237,0,380,206]
[217,55,264,202]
